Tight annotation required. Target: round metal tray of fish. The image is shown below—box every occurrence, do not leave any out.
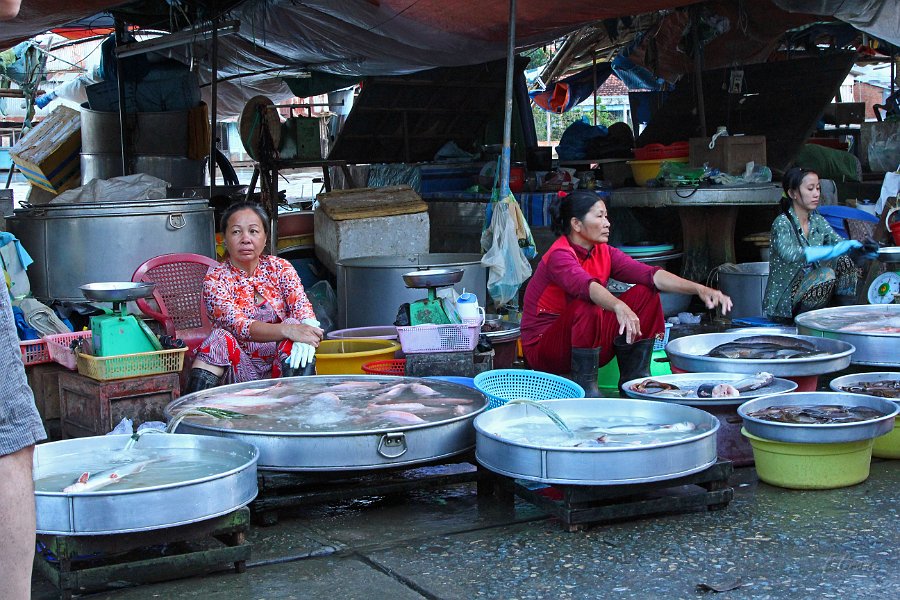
[665,333,854,376]
[737,391,898,444]
[482,318,520,343]
[621,372,797,406]
[165,375,488,471]
[829,372,900,399]
[795,305,900,366]
[33,434,258,536]
[474,399,719,485]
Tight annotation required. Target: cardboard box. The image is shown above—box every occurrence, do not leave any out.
[314,186,430,275]
[10,105,81,194]
[689,135,766,175]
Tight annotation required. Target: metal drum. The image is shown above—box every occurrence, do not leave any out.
[738,392,898,443]
[795,305,900,366]
[665,333,854,377]
[33,434,258,536]
[165,375,488,471]
[474,399,719,485]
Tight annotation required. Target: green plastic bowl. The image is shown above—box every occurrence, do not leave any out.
[741,428,874,490]
[873,416,900,459]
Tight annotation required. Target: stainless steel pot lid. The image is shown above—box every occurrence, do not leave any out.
[876,246,900,263]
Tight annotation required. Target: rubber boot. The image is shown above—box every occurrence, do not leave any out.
[281,357,316,378]
[184,368,222,395]
[570,347,601,398]
[614,335,655,395]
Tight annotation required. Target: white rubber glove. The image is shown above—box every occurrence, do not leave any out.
[298,317,321,368]
[288,342,307,369]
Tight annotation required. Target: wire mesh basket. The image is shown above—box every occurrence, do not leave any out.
[473,369,585,410]
[396,324,480,354]
[44,331,94,370]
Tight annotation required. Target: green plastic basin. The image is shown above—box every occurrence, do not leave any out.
[873,416,900,459]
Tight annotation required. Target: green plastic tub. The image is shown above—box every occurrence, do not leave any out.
[597,349,672,392]
[742,429,874,490]
[873,416,900,459]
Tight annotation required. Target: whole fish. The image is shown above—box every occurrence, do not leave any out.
[591,421,696,435]
[62,459,157,493]
[840,380,900,399]
[707,336,820,359]
[747,404,886,424]
[378,410,427,424]
[697,372,774,398]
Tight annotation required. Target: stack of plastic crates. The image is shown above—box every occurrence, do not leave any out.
[19,339,51,366]
[44,331,94,370]
[473,369,585,410]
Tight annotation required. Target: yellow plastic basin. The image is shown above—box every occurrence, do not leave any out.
[626,157,689,186]
[741,428,874,490]
[873,416,900,459]
[314,339,400,375]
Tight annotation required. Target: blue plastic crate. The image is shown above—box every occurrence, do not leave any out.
[474,369,585,410]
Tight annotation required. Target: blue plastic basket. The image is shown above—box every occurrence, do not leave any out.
[473,369,585,410]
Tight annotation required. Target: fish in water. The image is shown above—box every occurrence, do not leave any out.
[592,421,696,435]
[62,459,157,493]
[747,404,886,424]
[840,380,900,399]
[372,382,439,402]
[328,381,384,391]
[697,372,775,398]
[378,410,427,425]
[706,336,822,360]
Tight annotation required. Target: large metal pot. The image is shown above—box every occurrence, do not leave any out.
[33,433,258,535]
[6,198,214,301]
[337,253,487,329]
[475,399,719,485]
[81,154,207,187]
[795,305,900,366]
[80,106,194,155]
[165,375,489,471]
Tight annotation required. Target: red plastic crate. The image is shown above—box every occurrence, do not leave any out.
[19,339,52,366]
[361,359,406,375]
[633,142,689,161]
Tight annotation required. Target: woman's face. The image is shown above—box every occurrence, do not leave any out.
[225,208,267,267]
[790,173,820,213]
[571,200,611,245]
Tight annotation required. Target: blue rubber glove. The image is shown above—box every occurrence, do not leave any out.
[804,240,863,263]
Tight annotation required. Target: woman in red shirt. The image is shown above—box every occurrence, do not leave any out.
[185,202,324,394]
[521,191,732,396]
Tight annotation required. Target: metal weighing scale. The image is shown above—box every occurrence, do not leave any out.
[81,282,163,356]
[401,268,464,325]
[867,247,900,305]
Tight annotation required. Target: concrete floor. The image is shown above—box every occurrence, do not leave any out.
[31,456,900,599]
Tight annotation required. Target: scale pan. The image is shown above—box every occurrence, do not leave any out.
[402,269,464,288]
[80,282,157,303]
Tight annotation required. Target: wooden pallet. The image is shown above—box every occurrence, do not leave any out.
[34,508,251,600]
[252,455,488,525]
[486,460,734,532]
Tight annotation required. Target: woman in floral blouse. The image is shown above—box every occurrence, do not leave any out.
[185,202,324,393]
[763,168,862,321]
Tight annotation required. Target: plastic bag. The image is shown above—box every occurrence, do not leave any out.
[868,129,900,173]
[481,202,533,307]
[107,417,133,435]
[306,280,336,334]
[876,170,900,217]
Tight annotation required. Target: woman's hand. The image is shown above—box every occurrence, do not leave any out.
[613,301,642,344]
[697,285,733,315]
[281,322,325,347]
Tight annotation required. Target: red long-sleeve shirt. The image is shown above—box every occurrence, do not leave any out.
[521,238,660,345]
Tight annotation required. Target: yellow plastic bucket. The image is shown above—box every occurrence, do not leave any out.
[314,339,401,375]
[626,157,689,186]
[741,428,874,490]
[873,416,900,459]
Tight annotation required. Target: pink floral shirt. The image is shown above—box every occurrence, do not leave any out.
[203,255,315,341]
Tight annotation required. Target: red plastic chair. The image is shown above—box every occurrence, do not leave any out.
[131,253,219,356]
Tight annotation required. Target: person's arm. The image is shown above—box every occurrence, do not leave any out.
[770,215,804,264]
[652,270,733,314]
[587,280,644,343]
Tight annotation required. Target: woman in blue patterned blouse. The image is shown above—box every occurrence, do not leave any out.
[763,167,862,321]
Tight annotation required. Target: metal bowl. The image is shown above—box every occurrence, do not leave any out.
[876,246,900,263]
[795,305,900,366]
[33,433,258,535]
[665,332,855,376]
[726,326,798,335]
[621,372,798,406]
[80,281,157,303]
[829,372,900,398]
[402,268,464,288]
[737,391,898,443]
[475,398,719,485]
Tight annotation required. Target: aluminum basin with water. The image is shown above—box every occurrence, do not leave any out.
[33,434,258,536]
[474,399,719,485]
[665,332,854,377]
[166,375,488,471]
[795,305,900,367]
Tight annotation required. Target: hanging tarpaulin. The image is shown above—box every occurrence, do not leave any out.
[530,63,614,113]
[772,0,900,47]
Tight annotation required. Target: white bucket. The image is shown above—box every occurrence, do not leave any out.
[717,262,770,319]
